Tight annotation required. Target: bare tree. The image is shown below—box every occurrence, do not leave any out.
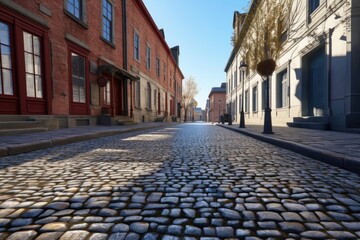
[233,0,303,70]
[182,76,199,122]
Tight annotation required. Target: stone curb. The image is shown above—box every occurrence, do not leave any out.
[1,124,178,157]
[7,141,53,156]
[218,125,360,175]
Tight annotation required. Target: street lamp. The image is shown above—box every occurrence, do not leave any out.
[239,61,247,128]
[228,99,232,125]
[262,74,273,134]
[218,99,221,123]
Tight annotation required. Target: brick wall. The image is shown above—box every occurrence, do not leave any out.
[3,0,183,120]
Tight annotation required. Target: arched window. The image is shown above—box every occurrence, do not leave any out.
[147,82,151,109]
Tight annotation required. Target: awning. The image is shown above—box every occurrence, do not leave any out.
[98,64,140,81]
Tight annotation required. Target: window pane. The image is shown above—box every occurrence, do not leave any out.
[1,45,12,69]
[23,32,33,53]
[33,36,40,55]
[71,53,86,103]
[26,73,35,97]
[0,22,10,45]
[35,75,42,98]
[25,52,34,73]
[34,56,41,75]
[73,85,79,102]
[2,69,13,95]
[79,86,85,103]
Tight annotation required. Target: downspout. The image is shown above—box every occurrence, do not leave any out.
[122,0,128,116]
[288,59,291,118]
[122,0,128,70]
[174,68,177,120]
[328,28,334,126]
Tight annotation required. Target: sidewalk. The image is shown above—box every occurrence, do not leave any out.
[218,124,360,174]
[0,122,178,157]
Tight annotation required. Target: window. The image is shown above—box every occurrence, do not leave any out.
[104,80,110,105]
[0,22,13,96]
[71,52,86,103]
[170,70,172,87]
[276,70,288,108]
[65,0,87,26]
[146,45,151,70]
[135,80,140,108]
[309,0,320,15]
[163,63,166,82]
[239,94,242,112]
[134,32,140,61]
[279,17,289,44]
[102,0,113,43]
[234,70,237,88]
[156,57,160,77]
[252,85,258,112]
[245,90,249,113]
[24,32,42,98]
[146,82,151,109]
[154,89,157,108]
[67,0,81,19]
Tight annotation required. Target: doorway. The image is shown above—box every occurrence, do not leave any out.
[303,47,326,116]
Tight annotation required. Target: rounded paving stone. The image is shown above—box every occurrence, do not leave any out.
[45,202,69,210]
[130,222,149,234]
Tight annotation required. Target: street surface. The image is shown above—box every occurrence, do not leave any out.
[0,123,360,239]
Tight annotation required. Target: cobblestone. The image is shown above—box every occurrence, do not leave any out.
[0,124,359,238]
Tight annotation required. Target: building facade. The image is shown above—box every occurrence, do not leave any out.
[0,0,183,128]
[225,0,360,130]
[207,83,226,123]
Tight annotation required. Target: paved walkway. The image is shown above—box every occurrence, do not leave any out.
[0,123,360,239]
[218,124,360,174]
[0,123,178,157]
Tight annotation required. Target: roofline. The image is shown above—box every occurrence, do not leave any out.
[135,0,184,79]
[224,0,260,72]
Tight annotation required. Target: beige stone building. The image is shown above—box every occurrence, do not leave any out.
[225,0,360,130]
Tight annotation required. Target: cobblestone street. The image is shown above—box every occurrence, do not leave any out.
[0,123,360,239]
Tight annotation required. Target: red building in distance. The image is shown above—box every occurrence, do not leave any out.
[207,83,226,123]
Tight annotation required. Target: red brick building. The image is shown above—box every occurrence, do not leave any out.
[207,83,226,123]
[0,0,183,127]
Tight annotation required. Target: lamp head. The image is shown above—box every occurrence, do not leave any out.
[239,61,248,72]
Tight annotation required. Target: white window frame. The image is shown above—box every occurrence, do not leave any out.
[252,84,258,112]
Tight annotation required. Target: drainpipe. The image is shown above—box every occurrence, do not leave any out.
[288,59,292,118]
[122,0,128,70]
[122,0,128,116]
[328,28,334,123]
[174,68,177,120]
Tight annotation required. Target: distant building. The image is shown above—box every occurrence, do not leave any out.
[225,0,360,130]
[207,83,226,123]
[205,99,210,122]
[194,107,205,121]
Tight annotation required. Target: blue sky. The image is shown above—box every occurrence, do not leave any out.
[143,0,249,109]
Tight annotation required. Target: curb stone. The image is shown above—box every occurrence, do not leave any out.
[218,124,360,174]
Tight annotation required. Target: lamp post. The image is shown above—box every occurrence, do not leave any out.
[262,75,273,134]
[218,99,221,123]
[228,99,232,125]
[239,61,247,128]
[257,59,275,134]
